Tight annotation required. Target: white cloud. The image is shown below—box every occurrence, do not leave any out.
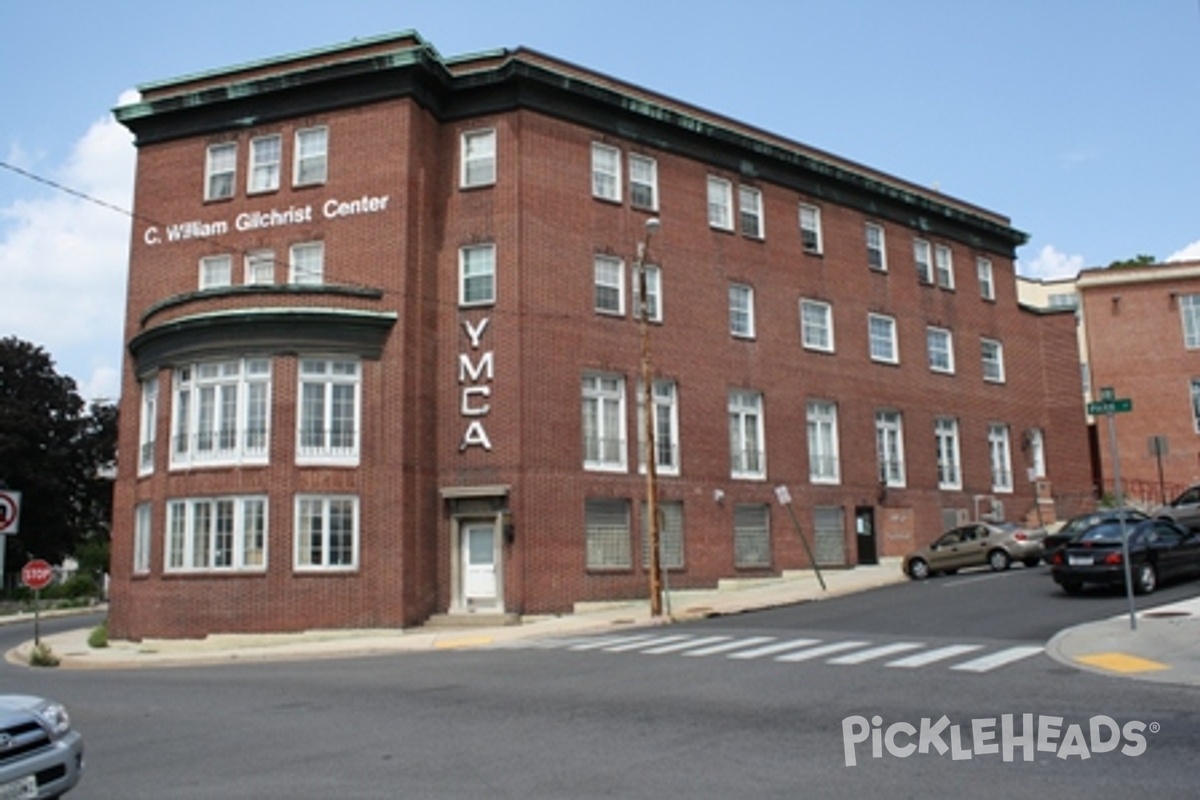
[1,101,135,402]
[1167,240,1200,263]
[1016,244,1086,280]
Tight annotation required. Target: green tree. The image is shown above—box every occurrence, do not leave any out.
[0,337,116,582]
[1107,254,1156,269]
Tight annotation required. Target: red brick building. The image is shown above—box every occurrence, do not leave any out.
[1078,260,1200,505]
[109,32,1093,639]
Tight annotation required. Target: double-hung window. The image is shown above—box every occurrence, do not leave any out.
[245,249,275,285]
[1191,379,1200,432]
[800,299,834,352]
[934,244,954,289]
[199,255,232,289]
[739,186,764,238]
[730,284,755,338]
[977,257,995,300]
[170,359,271,469]
[294,126,328,186]
[1028,427,1046,479]
[461,129,496,187]
[981,338,1005,383]
[707,176,733,230]
[927,327,954,374]
[935,417,962,490]
[295,495,358,570]
[593,255,624,315]
[638,379,679,476]
[298,358,360,465]
[459,244,496,306]
[138,377,158,475]
[913,239,932,284]
[866,223,887,270]
[799,204,822,254]
[633,263,662,322]
[290,242,324,285]
[249,134,282,193]
[205,142,236,201]
[875,410,906,487]
[166,496,267,572]
[729,390,765,479]
[133,502,152,574]
[869,313,898,363]
[629,154,658,210]
[582,373,626,471]
[591,143,621,201]
[989,424,1013,492]
[807,400,840,484]
[1180,295,1200,348]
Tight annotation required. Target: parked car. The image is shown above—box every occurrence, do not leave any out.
[1041,508,1148,562]
[1152,484,1200,531]
[0,694,84,798]
[903,522,1045,580]
[1049,518,1200,595]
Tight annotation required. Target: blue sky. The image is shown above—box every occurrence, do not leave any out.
[2,1,1198,400]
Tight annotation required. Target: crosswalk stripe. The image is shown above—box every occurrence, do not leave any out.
[826,642,924,665]
[641,636,733,655]
[569,634,657,651]
[726,638,821,660]
[950,646,1044,672]
[604,634,692,653]
[775,641,870,662]
[682,636,776,657]
[886,644,984,668]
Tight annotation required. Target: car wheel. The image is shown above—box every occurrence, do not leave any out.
[1060,580,1083,595]
[1134,562,1157,595]
[907,558,930,580]
[988,549,1011,571]
[1022,557,1039,568]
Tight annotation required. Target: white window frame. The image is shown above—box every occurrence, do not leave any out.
[245,249,275,285]
[1191,378,1200,432]
[294,495,358,571]
[629,153,658,210]
[989,424,1014,493]
[1028,427,1046,479]
[800,298,834,353]
[807,400,840,484]
[633,263,662,323]
[134,502,152,574]
[981,337,1006,383]
[926,326,955,374]
[289,241,324,285]
[593,255,625,315]
[868,313,898,364]
[591,143,621,202]
[977,257,995,300]
[866,223,887,271]
[730,283,756,339]
[913,239,932,284]
[248,134,282,194]
[729,389,765,479]
[582,373,627,472]
[297,358,361,466]
[875,410,906,488]
[294,126,328,187]
[199,254,232,289]
[205,142,236,201]
[707,176,734,230]
[935,417,962,490]
[799,204,822,254]
[638,379,680,477]
[169,359,271,470]
[138,376,158,476]
[461,128,496,188]
[739,185,764,238]
[459,243,496,306]
[934,244,954,289]
[165,496,268,573]
[1180,295,1200,349]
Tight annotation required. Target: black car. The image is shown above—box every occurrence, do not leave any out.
[1042,508,1148,562]
[1049,518,1200,595]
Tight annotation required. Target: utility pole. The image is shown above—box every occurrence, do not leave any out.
[637,218,663,617]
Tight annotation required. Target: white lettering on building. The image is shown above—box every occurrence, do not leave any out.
[141,195,391,246]
[459,317,494,452]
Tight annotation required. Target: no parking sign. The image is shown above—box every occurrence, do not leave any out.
[0,490,21,535]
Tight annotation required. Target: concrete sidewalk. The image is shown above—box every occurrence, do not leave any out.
[5,559,1199,687]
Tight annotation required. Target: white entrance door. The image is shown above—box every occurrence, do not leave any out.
[463,522,498,604]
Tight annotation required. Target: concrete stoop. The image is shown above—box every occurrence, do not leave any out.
[422,612,522,630]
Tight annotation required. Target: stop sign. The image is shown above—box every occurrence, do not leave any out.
[21,559,54,591]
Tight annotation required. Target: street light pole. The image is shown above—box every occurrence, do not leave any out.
[638,217,663,617]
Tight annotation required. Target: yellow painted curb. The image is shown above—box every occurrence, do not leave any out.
[433,636,494,650]
[1075,651,1171,674]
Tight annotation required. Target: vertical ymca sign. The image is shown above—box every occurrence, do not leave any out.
[0,490,21,535]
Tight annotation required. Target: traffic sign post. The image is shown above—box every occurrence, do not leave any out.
[774,485,826,591]
[21,559,54,647]
[0,490,23,597]
[1089,388,1137,630]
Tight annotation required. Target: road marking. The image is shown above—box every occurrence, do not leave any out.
[726,638,821,660]
[775,641,870,662]
[826,642,924,665]
[641,636,732,655]
[603,634,691,652]
[950,645,1044,672]
[682,636,776,657]
[1074,652,1171,674]
[886,644,984,668]
[434,635,494,649]
[569,634,657,651]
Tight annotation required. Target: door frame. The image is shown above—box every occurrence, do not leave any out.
[448,513,506,614]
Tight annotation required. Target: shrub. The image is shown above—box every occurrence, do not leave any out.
[88,620,109,649]
[29,642,60,668]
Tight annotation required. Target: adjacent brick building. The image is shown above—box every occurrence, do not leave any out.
[109,31,1093,639]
